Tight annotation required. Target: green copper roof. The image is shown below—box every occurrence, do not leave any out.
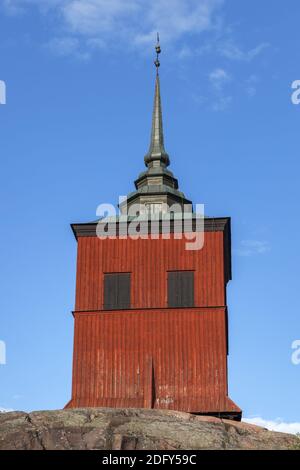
[121,36,192,213]
[144,74,170,168]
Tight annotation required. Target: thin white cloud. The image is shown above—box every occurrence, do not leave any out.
[177,45,193,59]
[86,37,105,50]
[46,36,90,60]
[208,68,232,111]
[62,0,140,36]
[0,407,14,412]
[209,67,231,90]
[47,36,79,56]
[244,417,300,435]
[2,0,25,15]
[2,0,63,15]
[134,0,224,45]
[2,0,271,85]
[245,74,259,97]
[234,240,271,257]
[218,40,270,62]
[246,86,256,97]
[3,0,224,47]
[212,95,232,111]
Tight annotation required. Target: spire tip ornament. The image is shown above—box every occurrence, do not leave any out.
[144,34,170,167]
[120,32,193,214]
[154,32,161,73]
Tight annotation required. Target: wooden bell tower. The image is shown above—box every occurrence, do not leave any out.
[65,37,241,420]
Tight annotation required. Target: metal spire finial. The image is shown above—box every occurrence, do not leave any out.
[154,32,161,74]
[144,34,170,168]
[121,32,193,214]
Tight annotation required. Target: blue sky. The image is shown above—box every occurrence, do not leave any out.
[0,0,300,431]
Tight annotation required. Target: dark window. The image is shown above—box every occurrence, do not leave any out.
[104,273,130,310]
[168,271,194,308]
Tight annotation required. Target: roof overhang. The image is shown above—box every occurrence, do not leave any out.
[71,216,232,282]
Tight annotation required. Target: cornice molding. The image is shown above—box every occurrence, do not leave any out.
[71,217,232,282]
[71,217,230,238]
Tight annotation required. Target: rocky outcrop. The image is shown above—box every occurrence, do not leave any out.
[0,408,298,450]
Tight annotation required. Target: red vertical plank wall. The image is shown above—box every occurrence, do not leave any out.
[69,309,238,413]
[75,232,225,312]
[67,231,241,416]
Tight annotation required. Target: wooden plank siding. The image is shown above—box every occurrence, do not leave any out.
[75,232,226,312]
[66,228,241,417]
[67,308,239,413]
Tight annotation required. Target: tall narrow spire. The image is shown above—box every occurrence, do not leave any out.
[144,34,170,168]
[120,34,192,215]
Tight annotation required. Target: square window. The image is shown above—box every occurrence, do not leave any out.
[168,271,194,308]
[104,273,131,310]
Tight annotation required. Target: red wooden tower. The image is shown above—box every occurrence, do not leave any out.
[65,39,241,420]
